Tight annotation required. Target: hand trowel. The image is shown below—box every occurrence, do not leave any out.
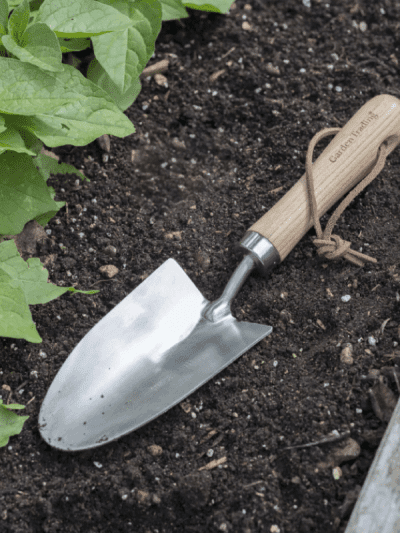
[39,94,400,451]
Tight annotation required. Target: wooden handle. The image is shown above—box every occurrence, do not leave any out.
[249,94,400,261]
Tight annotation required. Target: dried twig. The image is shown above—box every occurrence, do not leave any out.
[198,456,226,471]
[141,59,169,78]
[282,431,351,451]
[243,480,265,489]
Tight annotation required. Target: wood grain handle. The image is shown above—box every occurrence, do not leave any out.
[249,94,400,262]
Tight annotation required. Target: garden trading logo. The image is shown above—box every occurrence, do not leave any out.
[329,111,379,163]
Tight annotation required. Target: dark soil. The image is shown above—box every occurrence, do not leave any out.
[1,1,400,531]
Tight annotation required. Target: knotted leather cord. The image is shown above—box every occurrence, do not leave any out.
[305,127,391,267]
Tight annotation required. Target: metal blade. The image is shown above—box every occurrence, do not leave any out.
[39,258,272,451]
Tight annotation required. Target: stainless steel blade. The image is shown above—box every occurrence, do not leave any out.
[344,396,400,533]
[39,258,272,451]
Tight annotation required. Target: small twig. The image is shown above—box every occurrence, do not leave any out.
[141,59,169,78]
[264,97,284,107]
[88,278,122,288]
[221,46,235,59]
[282,430,351,451]
[243,480,265,489]
[16,380,29,394]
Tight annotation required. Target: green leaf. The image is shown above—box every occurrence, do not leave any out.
[182,0,234,13]
[6,120,44,155]
[0,399,29,447]
[2,22,63,72]
[160,0,188,21]
[58,37,90,53]
[0,151,61,235]
[0,239,98,306]
[87,58,142,112]
[8,0,30,43]
[0,0,8,37]
[33,152,88,183]
[0,270,42,343]
[33,204,64,229]
[93,0,162,93]
[0,123,38,156]
[0,59,135,147]
[36,0,133,38]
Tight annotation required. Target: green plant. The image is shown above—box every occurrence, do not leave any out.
[0,0,235,344]
[0,399,29,447]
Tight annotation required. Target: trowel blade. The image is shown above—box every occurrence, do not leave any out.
[39,258,272,451]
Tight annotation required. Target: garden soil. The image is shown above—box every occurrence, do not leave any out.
[1,1,400,532]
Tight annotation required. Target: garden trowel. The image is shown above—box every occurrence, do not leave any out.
[39,94,400,451]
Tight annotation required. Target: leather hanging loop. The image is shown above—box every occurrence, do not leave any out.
[305,128,391,267]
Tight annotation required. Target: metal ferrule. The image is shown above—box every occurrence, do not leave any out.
[239,231,281,277]
[203,232,281,323]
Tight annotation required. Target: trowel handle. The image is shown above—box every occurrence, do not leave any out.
[248,94,400,262]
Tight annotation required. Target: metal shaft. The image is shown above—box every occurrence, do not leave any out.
[203,232,280,323]
[203,254,256,322]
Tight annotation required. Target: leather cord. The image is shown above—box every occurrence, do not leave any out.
[305,128,390,267]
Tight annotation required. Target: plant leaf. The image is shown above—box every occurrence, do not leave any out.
[0,123,37,155]
[0,399,29,447]
[2,22,63,72]
[7,120,44,155]
[0,114,6,133]
[160,0,188,20]
[182,0,234,13]
[0,114,41,156]
[0,239,99,306]
[0,59,135,146]
[34,152,88,183]
[0,151,61,236]
[58,37,90,53]
[36,0,133,38]
[8,0,30,43]
[93,0,162,92]
[0,270,42,343]
[87,58,142,112]
[0,0,8,38]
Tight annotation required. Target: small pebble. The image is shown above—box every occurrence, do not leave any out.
[332,438,361,465]
[171,137,186,150]
[332,466,342,480]
[136,490,150,505]
[147,444,163,456]
[99,265,119,278]
[340,343,354,365]
[104,245,117,257]
[154,73,168,87]
[195,251,210,270]
[368,336,377,346]
[266,63,280,76]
